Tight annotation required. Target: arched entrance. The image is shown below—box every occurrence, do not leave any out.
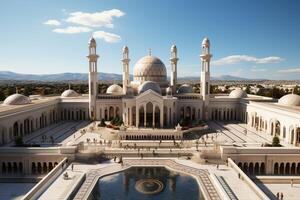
[275,121,280,136]
[296,128,300,146]
[154,106,160,128]
[146,102,153,127]
[139,106,145,127]
[13,122,19,138]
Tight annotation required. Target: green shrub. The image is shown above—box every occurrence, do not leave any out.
[272,136,281,147]
[14,136,24,146]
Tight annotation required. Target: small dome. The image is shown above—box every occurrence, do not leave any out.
[61,89,79,98]
[89,37,96,46]
[133,55,167,83]
[229,88,247,98]
[123,46,129,53]
[177,84,193,94]
[106,84,123,95]
[278,94,300,106]
[138,81,161,95]
[3,94,31,105]
[202,37,210,47]
[166,86,172,96]
[171,45,177,52]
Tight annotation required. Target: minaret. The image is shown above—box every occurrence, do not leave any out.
[122,46,130,94]
[87,37,99,121]
[170,45,178,93]
[200,37,212,120]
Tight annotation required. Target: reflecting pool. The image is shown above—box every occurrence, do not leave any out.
[88,167,204,200]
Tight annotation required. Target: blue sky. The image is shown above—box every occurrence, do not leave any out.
[0,0,300,80]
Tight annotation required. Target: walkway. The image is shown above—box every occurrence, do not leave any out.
[208,121,276,146]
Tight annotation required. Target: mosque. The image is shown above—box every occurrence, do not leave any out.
[0,37,299,146]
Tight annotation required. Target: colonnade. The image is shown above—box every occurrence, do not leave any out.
[136,102,163,128]
[124,134,181,140]
[100,106,120,121]
[248,112,300,146]
[210,107,240,121]
[237,162,266,175]
[60,108,87,121]
[0,161,61,175]
[273,162,300,175]
[179,106,201,121]
[1,109,58,145]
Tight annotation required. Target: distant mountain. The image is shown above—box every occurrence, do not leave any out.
[212,75,249,81]
[179,75,249,81]
[0,71,126,81]
[0,71,253,82]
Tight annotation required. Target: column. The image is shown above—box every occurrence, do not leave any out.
[293,128,297,146]
[152,106,155,127]
[144,106,146,127]
[136,107,139,127]
[160,106,163,128]
[107,107,109,120]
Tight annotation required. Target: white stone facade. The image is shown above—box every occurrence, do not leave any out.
[0,37,299,147]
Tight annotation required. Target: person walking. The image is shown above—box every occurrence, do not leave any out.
[291,179,293,187]
[276,192,279,199]
[71,164,74,171]
[280,193,283,200]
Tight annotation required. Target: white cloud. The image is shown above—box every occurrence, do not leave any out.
[277,68,300,73]
[93,31,121,43]
[44,19,61,26]
[251,66,267,72]
[53,26,92,34]
[66,9,125,28]
[212,55,283,66]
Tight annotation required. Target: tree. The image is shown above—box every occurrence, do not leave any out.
[0,89,5,101]
[272,136,281,147]
[22,85,31,96]
[245,85,251,94]
[99,119,106,127]
[15,136,24,146]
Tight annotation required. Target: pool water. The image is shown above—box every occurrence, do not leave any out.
[88,167,204,200]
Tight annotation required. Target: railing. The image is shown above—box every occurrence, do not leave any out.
[221,146,300,155]
[228,158,270,200]
[0,147,61,154]
[22,157,68,200]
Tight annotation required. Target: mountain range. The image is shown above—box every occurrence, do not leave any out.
[0,71,251,82]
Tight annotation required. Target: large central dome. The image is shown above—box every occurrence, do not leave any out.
[133,55,167,83]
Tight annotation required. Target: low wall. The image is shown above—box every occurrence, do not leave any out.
[209,173,231,200]
[22,157,68,200]
[221,146,300,156]
[255,176,300,184]
[228,158,270,200]
[0,147,61,154]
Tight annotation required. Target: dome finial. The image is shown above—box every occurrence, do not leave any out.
[68,83,71,90]
[15,87,18,94]
[148,48,152,56]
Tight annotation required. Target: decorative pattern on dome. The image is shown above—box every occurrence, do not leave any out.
[229,88,247,98]
[133,55,167,83]
[138,81,162,95]
[278,94,300,106]
[177,84,193,94]
[3,94,31,105]
[106,84,123,95]
[61,89,79,98]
